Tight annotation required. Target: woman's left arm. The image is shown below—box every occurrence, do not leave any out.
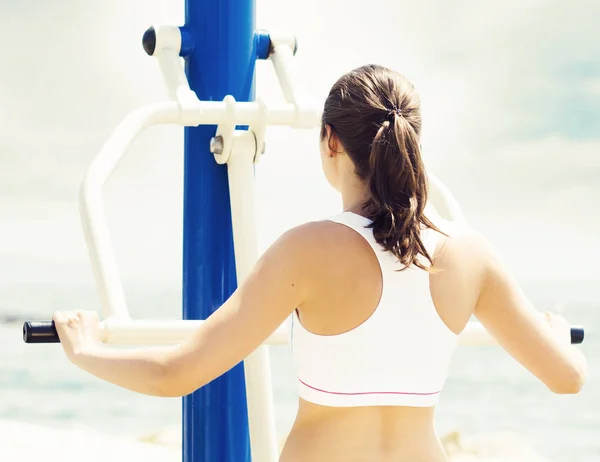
[54,223,319,397]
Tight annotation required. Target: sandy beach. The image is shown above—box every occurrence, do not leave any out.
[0,419,550,462]
[0,419,181,462]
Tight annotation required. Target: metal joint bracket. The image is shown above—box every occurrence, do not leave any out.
[211,95,267,165]
[212,95,237,164]
[143,25,201,121]
[142,25,182,56]
[267,32,321,128]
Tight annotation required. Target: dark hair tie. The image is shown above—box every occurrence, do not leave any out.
[386,106,403,120]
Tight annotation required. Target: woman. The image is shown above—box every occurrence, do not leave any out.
[53,64,588,462]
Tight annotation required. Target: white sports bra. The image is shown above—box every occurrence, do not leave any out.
[291,211,458,407]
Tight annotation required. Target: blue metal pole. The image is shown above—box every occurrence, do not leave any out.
[182,1,257,461]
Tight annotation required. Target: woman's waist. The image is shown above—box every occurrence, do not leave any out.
[296,398,437,428]
[281,400,446,462]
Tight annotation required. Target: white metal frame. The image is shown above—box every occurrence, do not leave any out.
[79,27,494,462]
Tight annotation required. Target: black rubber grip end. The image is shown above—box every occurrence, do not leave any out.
[571,326,584,345]
[142,26,156,56]
[23,321,60,343]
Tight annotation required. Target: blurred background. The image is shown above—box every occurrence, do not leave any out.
[1,1,598,461]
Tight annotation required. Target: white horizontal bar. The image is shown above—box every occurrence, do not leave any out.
[184,101,321,128]
[98,319,493,347]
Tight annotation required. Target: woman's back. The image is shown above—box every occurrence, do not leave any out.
[281,209,479,462]
[278,206,585,461]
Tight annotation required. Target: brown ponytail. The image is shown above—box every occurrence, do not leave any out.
[321,64,444,271]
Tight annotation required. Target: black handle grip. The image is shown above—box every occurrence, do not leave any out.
[23,320,586,345]
[570,326,585,344]
[23,321,60,343]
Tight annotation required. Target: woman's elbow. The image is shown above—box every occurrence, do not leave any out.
[155,361,206,398]
[548,365,587,395]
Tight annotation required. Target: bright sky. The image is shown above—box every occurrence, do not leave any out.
[0,0,598,290]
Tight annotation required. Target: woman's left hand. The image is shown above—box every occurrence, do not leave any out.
[53,310,102,361]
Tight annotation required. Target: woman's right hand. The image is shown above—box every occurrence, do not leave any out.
[544,311,589,381]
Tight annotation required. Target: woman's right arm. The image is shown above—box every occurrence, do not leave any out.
[473,236,588,394]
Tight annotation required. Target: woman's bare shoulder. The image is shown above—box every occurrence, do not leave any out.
[278,218,375,266]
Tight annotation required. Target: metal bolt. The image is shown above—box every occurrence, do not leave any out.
[210,136,224,154]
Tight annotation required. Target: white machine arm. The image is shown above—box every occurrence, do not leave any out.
[80,102,180,319]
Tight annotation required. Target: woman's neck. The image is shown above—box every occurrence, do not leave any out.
[340,176,371,216]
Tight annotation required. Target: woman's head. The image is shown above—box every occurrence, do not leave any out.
[320,64,442,271]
